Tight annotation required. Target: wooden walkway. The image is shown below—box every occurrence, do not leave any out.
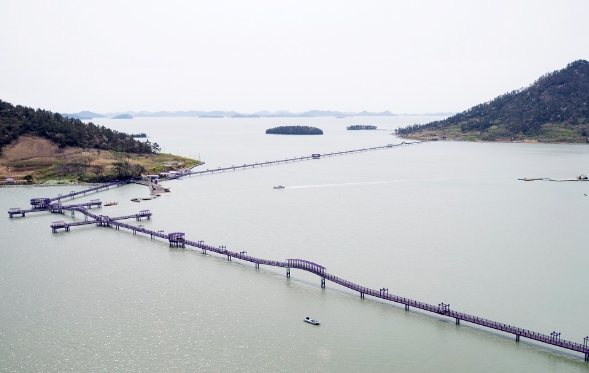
[39,205,589,362]
[7,139,589,362]
[173,141,423,178]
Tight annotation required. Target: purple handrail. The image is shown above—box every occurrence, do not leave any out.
[46,206,589,360]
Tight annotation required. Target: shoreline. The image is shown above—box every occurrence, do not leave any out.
[0,182,102,188]
[398,135,589,145]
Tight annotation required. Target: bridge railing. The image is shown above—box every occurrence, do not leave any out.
[42,188,589,359]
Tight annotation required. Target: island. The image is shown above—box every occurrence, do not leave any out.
[111,113,133,119]
[265,126,323,135]
[0,99,201,184]
[347,125,377,130]
[395,60,589,143]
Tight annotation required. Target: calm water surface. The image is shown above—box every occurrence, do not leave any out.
[1,117,589,372]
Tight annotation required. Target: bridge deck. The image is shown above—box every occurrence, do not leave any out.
[9,140,589,361]
[45,207,589,361]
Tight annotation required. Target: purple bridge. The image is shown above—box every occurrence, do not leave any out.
[7,142,589,362]
[167,141,426,179]
[40,205,589,362]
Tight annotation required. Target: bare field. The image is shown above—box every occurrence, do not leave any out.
[0,136,200,182]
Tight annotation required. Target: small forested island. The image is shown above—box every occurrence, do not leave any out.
[112,113,133,119]
[266,126,323,135]
[0,99,201,183]
[347,125,377,130]
[396,60,589,143]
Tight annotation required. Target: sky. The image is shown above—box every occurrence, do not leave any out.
[1,0,588,114]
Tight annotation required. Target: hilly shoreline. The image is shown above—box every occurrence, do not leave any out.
[396,60,589,143]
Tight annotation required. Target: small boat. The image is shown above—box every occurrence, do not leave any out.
[273,185,285,189]
[104,201,118,206]
[142,197,151,200]
[304,317,320,325]
[131,198,141,202]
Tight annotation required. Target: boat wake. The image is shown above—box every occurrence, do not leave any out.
[287,177,481,189]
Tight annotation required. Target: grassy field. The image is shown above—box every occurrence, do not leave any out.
[0,136,202,183]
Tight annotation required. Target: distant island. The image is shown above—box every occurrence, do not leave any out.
[347,125,377,130]
[232,114,260,118]
[396,60,589,143]
[266,126,323,135]
[62,109,456,119]
[61,111,106,120]
[112,114,133,119]
[70,110,400,118]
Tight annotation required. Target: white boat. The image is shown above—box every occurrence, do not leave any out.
[273,185,285,189]
[304,317,320,325]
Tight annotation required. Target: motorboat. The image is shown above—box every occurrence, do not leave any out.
[273,185,285,189]
[104,202,118,206]
[131,198,141,202]
[304,317,320,325]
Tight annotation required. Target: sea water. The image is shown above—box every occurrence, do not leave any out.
[1,117,588,372]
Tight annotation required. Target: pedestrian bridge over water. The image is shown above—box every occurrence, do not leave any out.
[6,140,589,362]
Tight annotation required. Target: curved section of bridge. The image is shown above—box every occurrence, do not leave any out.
[38,203,589,361]
[6,140,589,362]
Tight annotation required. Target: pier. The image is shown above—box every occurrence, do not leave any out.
[165,141,424,179]
[32,202,589,361]
[6,139,589,362]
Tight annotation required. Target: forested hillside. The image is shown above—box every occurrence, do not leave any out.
[396,60,589,142]
[0,100,155,155]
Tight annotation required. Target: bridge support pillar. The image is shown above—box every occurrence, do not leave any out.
[227,255,231,261]
[255,263,259,269]
[405,305,409,311]
[516,335,520,342]
[71,210,75,217]
[585,353,588,362]
[321,277,325,288]
[360,292,364,299]
[286,267,290,278]
[456,318,460,325]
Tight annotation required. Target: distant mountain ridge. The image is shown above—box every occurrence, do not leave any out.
[396,60,589,142]
[66,109,402,118]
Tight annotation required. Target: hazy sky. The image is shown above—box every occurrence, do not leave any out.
[1,0,588,114]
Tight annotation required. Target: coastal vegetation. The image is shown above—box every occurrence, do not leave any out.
[0,100,200,183]
[266,126,323,135]
[395,60,589,142]
[347,125,377,130]
[0,136,201,183]
[0,99,156,155]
